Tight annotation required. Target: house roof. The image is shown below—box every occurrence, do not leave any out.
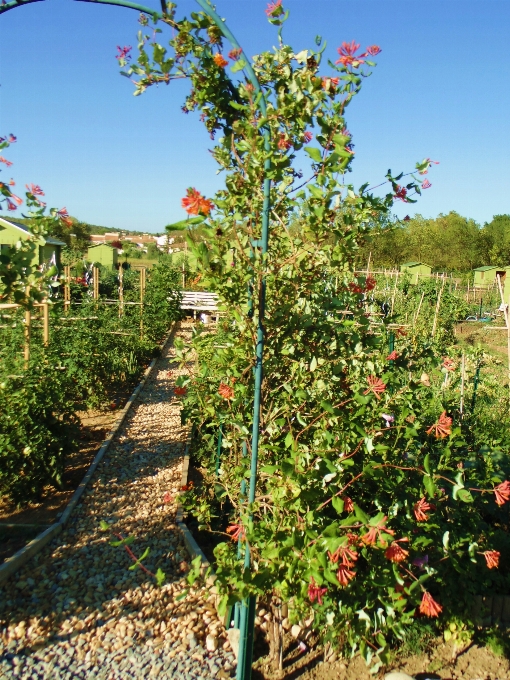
[0,217,66,246]
[473,266,498,272]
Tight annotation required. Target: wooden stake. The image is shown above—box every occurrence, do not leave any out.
[42,301,49,346]
[432,276,446,337]
[64,265,70,314]
[390,271,399,315]
[497,274,508,326]
[139,267,146,340]
[24,290,31,368]
[460,352,465,417]
[93,266,99,300]
[118,265,124,318]
[413,291,425,324]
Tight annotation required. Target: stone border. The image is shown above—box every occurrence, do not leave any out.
[0,324,178,586]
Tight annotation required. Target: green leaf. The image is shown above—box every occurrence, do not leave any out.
[310,356,318,372]
[230,58,247,73]
[304,147,323,163]
[457,488,473,503]
[423,474,436,499]
[332,496,345,514]
[423,453,431,475]
[155,568,166,587]
[354,504,370,524]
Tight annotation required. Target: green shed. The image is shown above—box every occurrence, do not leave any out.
[400,262,432,284]
[87,243,119,269]
[472,266,510,289]
[0,217,65,269]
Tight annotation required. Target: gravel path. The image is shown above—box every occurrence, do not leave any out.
[0,322,234,679]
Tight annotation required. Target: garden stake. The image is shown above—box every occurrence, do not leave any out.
[215,424,223,477]
[390,271,399,315]
[42,301,49,346]
[431,276,445,337]
[460,352,465,417]
[413,291,425,324]
[93,266,99,300]
[497,274,508,326]
[471,360,481,412]
[64,265,70,314]
[23,292,31,368]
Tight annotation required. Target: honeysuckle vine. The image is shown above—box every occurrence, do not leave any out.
[110,0,510,672]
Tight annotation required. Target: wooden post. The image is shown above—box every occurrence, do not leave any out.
[497,274,508,326]
[42,301,49,346]
[139,267,146,340]
[64,265,70,314]
[432,277,446,337]
[24,292,31,367]
[93,266,99,300]
[390,271,399,315]
[118,265,124,318]
[460,352,465,417]
[413,291,425,325]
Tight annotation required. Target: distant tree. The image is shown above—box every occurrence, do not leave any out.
[479,215,510,266]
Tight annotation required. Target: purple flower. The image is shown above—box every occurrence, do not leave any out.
[412,554,429,570]
[381,413,394,427]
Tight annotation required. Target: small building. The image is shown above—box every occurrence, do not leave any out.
[0,217,65,269]
[87,243,119,269]
[400,262,432,284]
[472,265,510,289]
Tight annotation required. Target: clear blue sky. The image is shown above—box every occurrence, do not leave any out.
[0,0,509,233]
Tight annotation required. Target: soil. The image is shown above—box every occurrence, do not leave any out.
[0,406,121,564]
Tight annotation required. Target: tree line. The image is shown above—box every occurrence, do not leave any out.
[356,212,510,273]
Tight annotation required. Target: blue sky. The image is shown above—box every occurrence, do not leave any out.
[0,0,509,232]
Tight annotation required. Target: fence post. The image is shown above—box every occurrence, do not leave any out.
[93,266,99,300]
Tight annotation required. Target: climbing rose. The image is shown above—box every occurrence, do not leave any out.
[385,542,409,563]
[218,383,234,400]
[426,411,452,439]
[364,375,386,400]
[213,53,228,68]
[181,187,214,216]
[308,577,327,604]
[419,591,442,618]
[265,0,283,17]
[174,386,187,397]
[482,550,500,569]
[494,480,510,506]
[414,498,432,522]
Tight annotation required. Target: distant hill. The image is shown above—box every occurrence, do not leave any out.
[6,215,164,237]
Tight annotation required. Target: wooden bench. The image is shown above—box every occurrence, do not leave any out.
[179,290,220,322]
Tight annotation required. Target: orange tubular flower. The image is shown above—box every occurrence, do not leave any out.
[181,187,214,216]
[419,591,443,618]
[174,386,187,397]
[364,375,386,400]
[361,516,394,546]
[426,411,452,439]
[386,351,399,361]
[494,480,510,506]
[328,544,358,567]
[413,497,432,522]
[226,524,245,542]
[218,382,235,400]
[385,541,409,563]
[343,496,354,512]
[213,53,229,68]
[482,550,500,569]
[336,564,356,587]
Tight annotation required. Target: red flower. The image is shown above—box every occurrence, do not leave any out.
[365,45,381,56]
[180,481,194,492]
[385,541,409,563]
[277,134,292,151]
[321,76,340,91]
[6,199,17,211]
[348,282,363,294]
[482,550,500,569]
[361,516,394,546]
[365,276,376,291]
[364,375,386,400]
[494,480,510,506]
[308,577,327,604]
[422,179,432,189]
[303,131,313,143]
[343,496,354,512]
[218,382,234,400]
[442,357,455,372]
[228,48,242,61]
[110,402,117,410]
[9,193,22,206]
[116,45,132,62]
[226,524,245,542]
[174,386,187,397]
[426,411,452,439]
[213,53,229,68]
[419,591,443,618]
[181,187,214,216]
[386,351,399,361]
[0,156,13,167]
[335,41,364,68]
[336,564,356,586]
[265,0,283,17]
[413,497,433,522]
[25,183,44,196]
[163,491,173,504]
[328,544,358,567]
[394,185,407,201]
[111,240,123,249]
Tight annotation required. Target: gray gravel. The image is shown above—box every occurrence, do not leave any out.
[0,323,234,679]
